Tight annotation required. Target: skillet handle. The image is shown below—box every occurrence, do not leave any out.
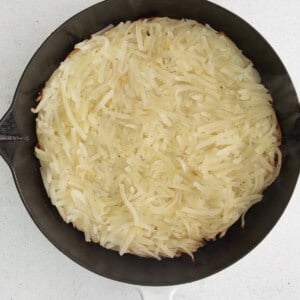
[0,108,29,165]
[138,286,177,300]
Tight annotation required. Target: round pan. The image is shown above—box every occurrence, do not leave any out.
[0,0,299,286]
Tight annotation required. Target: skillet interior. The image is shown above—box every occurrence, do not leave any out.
[1,0,299,285]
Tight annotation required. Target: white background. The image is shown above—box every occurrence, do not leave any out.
[0,1,299,299]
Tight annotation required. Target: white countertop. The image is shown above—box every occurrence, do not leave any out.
[0,1,299,299]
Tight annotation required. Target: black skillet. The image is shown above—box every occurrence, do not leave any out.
[0,0,299,289]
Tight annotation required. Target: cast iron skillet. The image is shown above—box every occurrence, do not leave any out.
[0,0,299,287]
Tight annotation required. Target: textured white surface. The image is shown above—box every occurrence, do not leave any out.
[0,1,299,299]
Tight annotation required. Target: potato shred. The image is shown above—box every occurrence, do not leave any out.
[34,18,281,259]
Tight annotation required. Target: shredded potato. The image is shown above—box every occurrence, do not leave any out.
[34,18,281,259]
